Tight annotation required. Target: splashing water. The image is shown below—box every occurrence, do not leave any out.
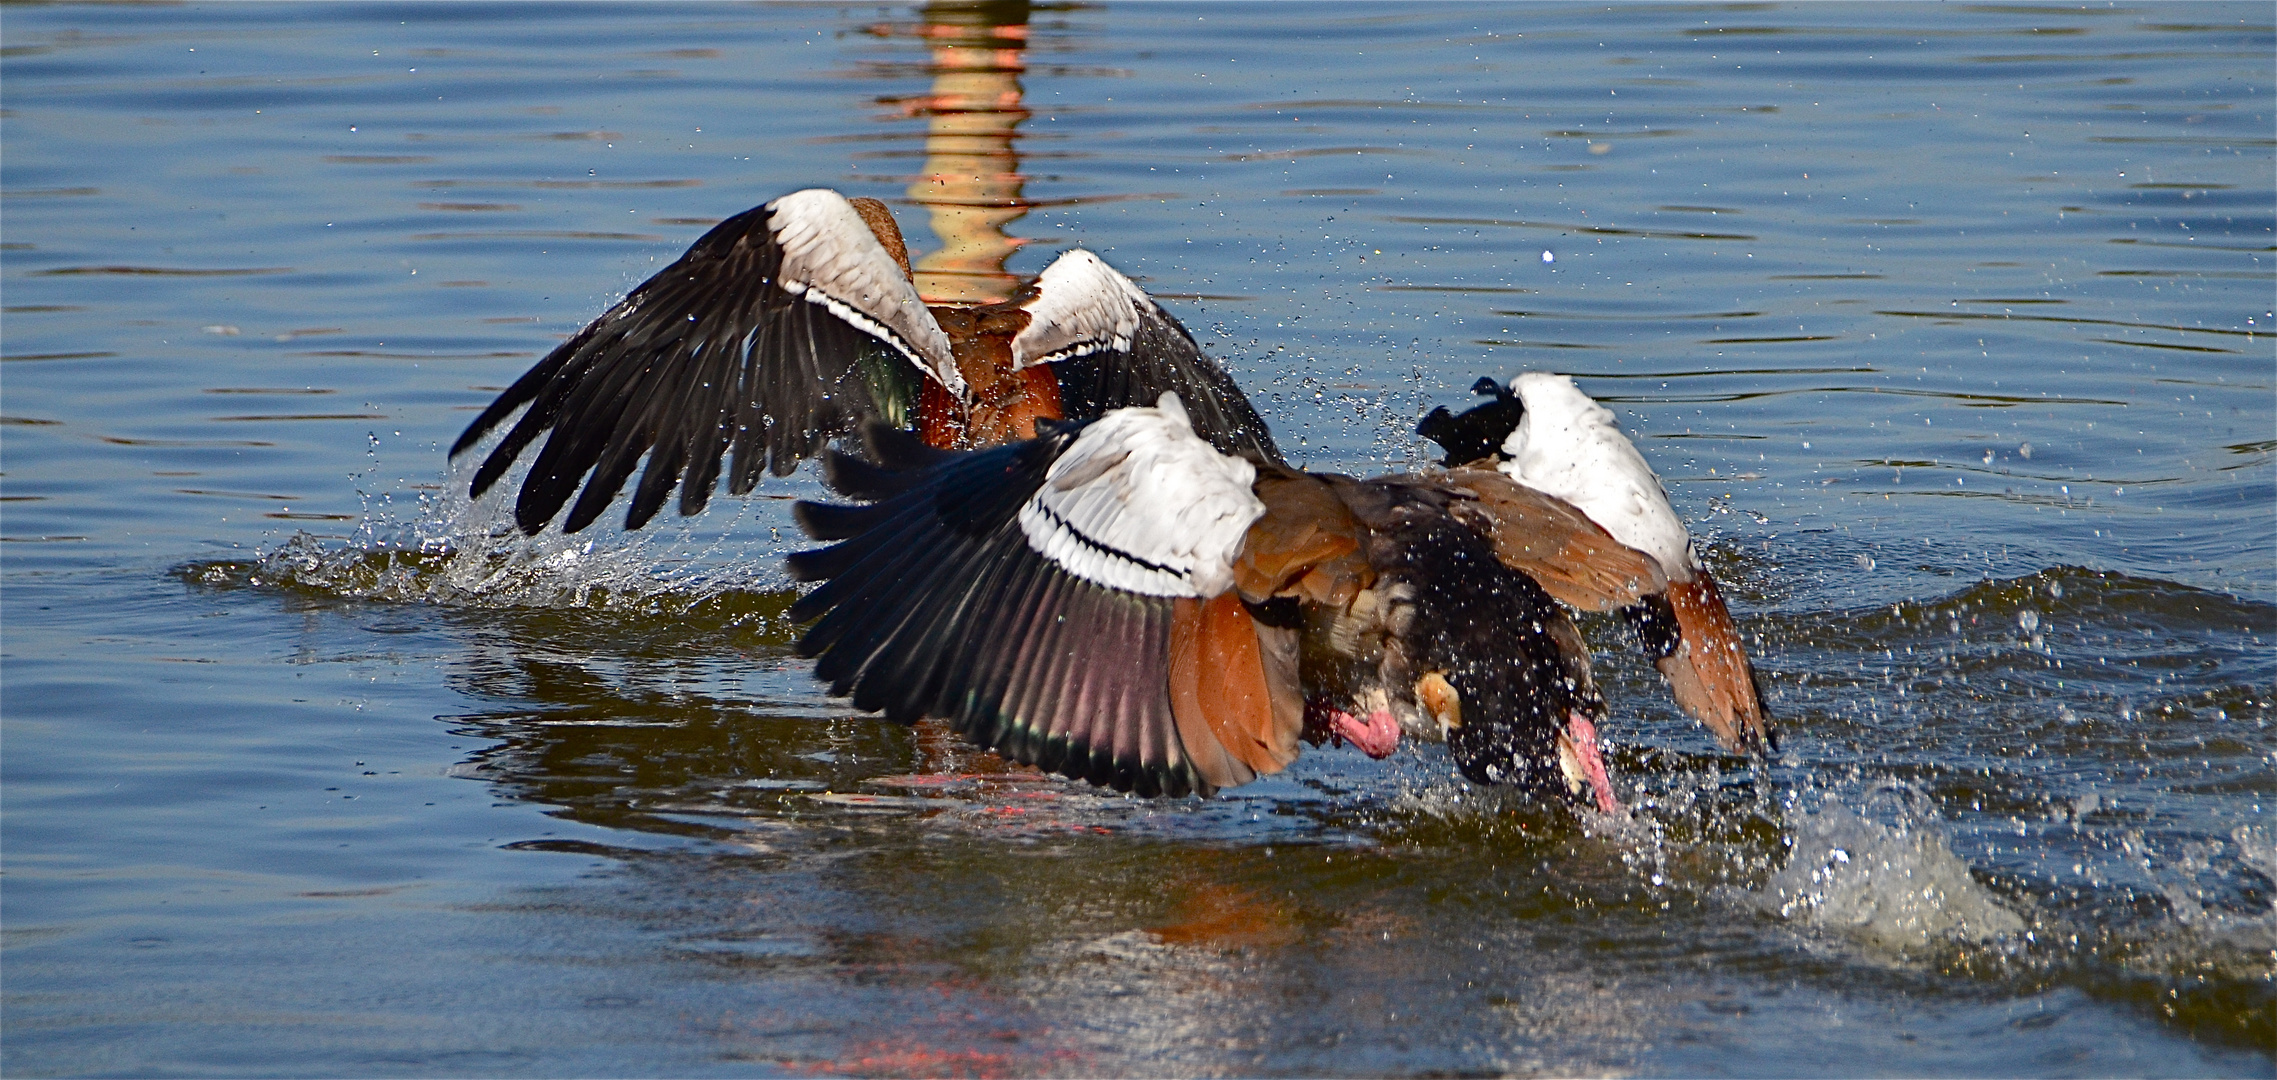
[1747,783,2025,954]
[181,439,807,624]
[2134,825,2277,983]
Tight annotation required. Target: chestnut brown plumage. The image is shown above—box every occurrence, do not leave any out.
[785,404,1635,808]
[443,188,1768,807]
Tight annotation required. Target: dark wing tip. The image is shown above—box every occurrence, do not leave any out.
[449,373,552,461]
[1033,275,1282,465]
[447,422,487,460]
[1416,404,1459,443]
[792,497,891,543]
[447,195,945,537]
[785,430,1207,799]
[1417,376,1526,467]
[818,449,918,503]
[859,417,953,472]
[1749,667,1778,755]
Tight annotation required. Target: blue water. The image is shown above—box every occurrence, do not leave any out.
[4,3,2271,1075]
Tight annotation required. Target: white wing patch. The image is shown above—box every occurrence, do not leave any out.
[1498,373,1696,573]
[1018,393,1264,598]
[1009,249,1154,370]
[766,189,965,399]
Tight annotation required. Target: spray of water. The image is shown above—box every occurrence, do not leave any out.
[186,434,805,626]
[1742,782,2026,952]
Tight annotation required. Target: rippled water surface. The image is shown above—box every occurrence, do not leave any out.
[4,3,2272,1075]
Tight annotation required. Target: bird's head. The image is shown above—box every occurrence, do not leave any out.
[1375,521,1623,816]
[1422,659,1622,816]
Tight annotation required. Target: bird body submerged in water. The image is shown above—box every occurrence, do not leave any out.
[451,186,1770,813]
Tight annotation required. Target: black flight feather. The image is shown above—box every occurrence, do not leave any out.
[1417,376,1525,468]
[785,427,1204,798]
[451,202,935,535]
[1047,302,1282,465]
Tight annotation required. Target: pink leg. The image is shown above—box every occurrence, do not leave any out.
[1565,713,1623,815]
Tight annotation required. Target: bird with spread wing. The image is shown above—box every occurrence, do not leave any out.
[451,187,1771,813]
[452,188,1275,536]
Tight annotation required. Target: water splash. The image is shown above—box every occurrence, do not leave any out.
[1747,783,2024,953]
[181,443,803,620]
[2126,824,2277,985]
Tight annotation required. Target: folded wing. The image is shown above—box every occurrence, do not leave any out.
[1432,466,1667,613]
[451,189,961,535]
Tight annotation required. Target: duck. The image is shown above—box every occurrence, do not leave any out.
[450,187,1276,537]
[781,393,1634,809]
[1418,374,1772,754]
[446,189,1766,810]
[781,362,1787,813]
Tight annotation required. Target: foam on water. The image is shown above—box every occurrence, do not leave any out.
[8,2,2271,1071]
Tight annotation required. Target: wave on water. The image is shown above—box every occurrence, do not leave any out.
[1387,759,2034,955]
[169,442,2274,1049]
[2126,824,2277,985]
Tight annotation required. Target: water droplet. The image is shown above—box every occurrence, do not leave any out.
[1540,250,1554,264]
[2018,609,2039,633]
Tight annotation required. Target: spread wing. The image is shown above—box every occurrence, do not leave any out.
[1013,250,1281,465]
[786,394,1298,797]
[451,189,962,535]
[1645,574,1774,755]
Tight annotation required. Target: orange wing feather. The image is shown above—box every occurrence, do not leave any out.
[1235,465,1371,607]
[1435,467,1667,612]
[1661,574,1771,753]
[1170,592,1302,792]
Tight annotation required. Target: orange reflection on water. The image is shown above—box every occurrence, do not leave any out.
[876,3,1036,305]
